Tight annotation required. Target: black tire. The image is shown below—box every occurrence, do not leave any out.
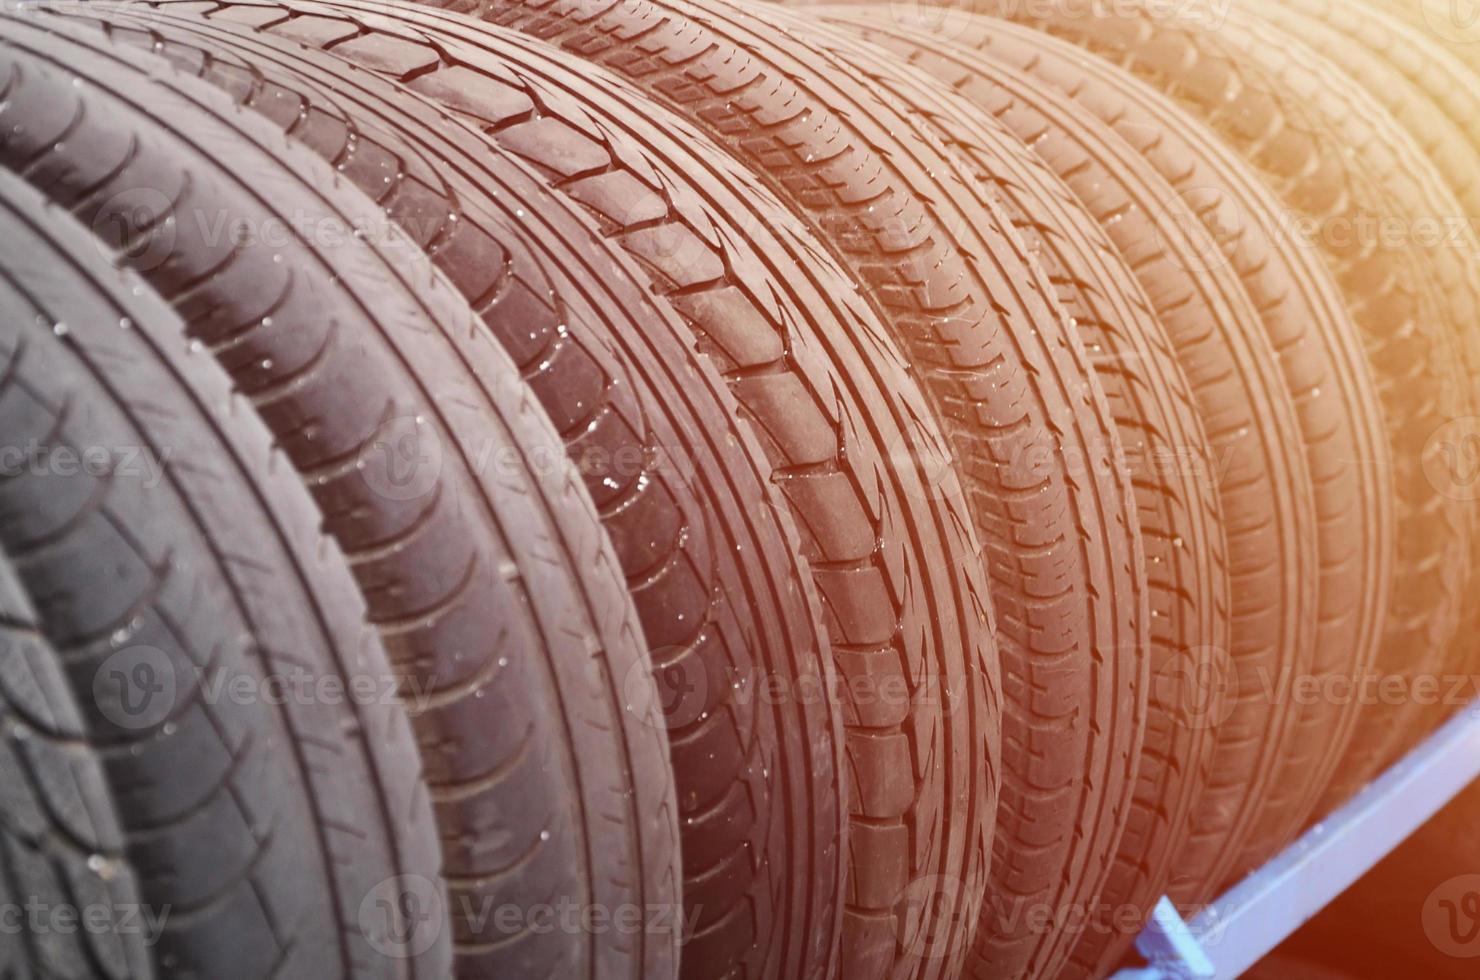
[847,2,1324,913]
[962,0,1479,848]
[288,6,1000,978]
[767,14,1177,979]
[0,165,450,976]
[78,4,1005,980]
[433,2,1149,977]
[832,0,1396,944]
[0,15,683,980]
[1252,0,1480,224]
[807,10,1236,975]
[63,4,848,977]
[0,550,154,980]
[761,21,1154,980]
[1247,0,1480,724]
[1359,0,1480,75]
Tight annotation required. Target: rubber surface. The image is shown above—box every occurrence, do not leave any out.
[959,0,1478,893]
[1246,0,1480,738]
[0,157,450,977]
[781,14,1170,980]
[434,2,1151,977]
[135,4,1006,980]
[833,0,1323,914]
[64,3,847,977]
[763,19,1152,980]
[0,550,154,980]
[829,3,1396,953]
[1359,0,1480,75]
[1250,0,1480,223]
[808,9,1259,973]
[0,13,684,979]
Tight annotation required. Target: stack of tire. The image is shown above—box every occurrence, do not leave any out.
[0,1,1474,978]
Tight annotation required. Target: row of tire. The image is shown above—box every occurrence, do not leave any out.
[0,1,1474,979]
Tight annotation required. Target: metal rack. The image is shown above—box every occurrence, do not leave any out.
[1114,699,1480,979]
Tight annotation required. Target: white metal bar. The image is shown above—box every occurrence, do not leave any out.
[1114,698,1480,978]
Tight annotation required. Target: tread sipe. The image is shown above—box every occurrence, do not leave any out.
[79,3,1011,979]
[1246,0,1480,736]
[0,12,683,979]
[961,0,1478,864]
[57,3,850,976]
[0,162,450,978]
[769,13,1168,980]
[431,2,1151,976]
[842,0,1323,914]
[0,549,154,980]
[826,4,1395,959]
